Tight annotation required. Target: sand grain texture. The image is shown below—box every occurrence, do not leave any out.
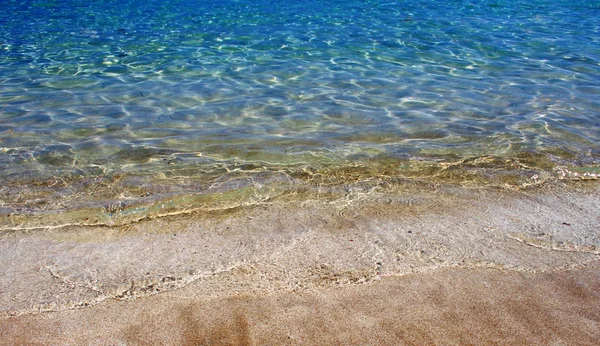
[1,265,600,345]
[1,184,599,345]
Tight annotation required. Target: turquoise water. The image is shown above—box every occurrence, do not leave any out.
[1,0,600,223]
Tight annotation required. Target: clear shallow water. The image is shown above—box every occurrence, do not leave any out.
[1,0,600,224]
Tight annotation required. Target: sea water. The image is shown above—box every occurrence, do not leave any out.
[1,0,599,227]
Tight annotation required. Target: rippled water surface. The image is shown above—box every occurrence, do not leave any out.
[1,0,600,224]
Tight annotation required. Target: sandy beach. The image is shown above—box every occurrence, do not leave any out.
[2,0,600,344]
[2,263,600,345]
[0,181,599,344]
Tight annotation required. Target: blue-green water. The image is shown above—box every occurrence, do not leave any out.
[1,0,600,224]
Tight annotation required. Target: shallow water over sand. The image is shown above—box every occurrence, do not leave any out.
[1,0,600,225]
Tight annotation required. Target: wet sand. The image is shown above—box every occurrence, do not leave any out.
[1,264,599,345]
[0,182,599,344]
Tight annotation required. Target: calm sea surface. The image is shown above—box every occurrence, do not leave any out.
[1,0,599,225]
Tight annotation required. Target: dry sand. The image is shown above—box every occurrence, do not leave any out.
[0,182,599,344]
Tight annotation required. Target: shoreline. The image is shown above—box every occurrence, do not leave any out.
[2,154,599,232]
[0,181,599,343]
